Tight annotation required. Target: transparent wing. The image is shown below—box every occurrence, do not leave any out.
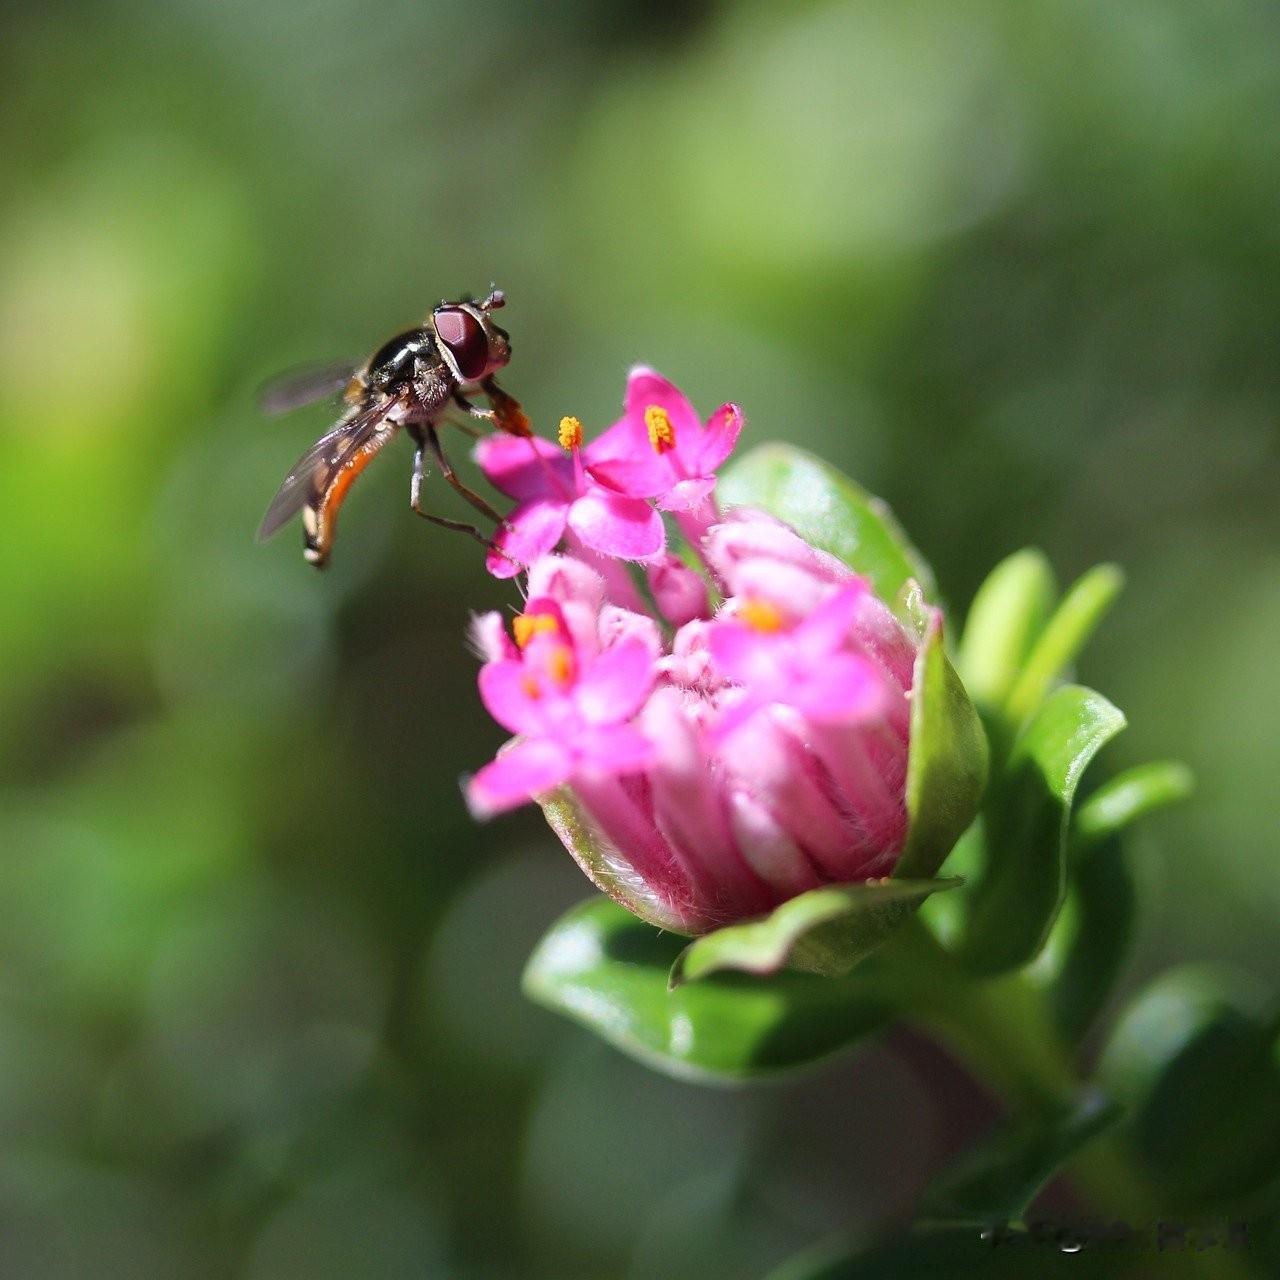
[257,360,358,416]
[257,401,397,542]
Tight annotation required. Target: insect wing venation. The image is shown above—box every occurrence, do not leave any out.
[257,360,359,416]
[257,401,397,542]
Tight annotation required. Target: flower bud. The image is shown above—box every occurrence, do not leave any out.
[647,554,711,627]
[468,515,919,935]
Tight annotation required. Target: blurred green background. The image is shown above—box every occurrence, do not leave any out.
[1,0,1277,1275]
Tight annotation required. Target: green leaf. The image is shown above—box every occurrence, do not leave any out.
[1099,968,1280,1212]
[669,878,961,986]
[921,1090,1120,1220]
[1072,760,1194,847]
[523,898,896,1081]
[767,1221,1136,1279]
[957,549,1057,710]
[895,612,989,881]
[1003,564,1124,728]
[1038,838,1137,1045]
[955,686,1125,975]
[1032,760,1191,1042]
[718,444,936,605]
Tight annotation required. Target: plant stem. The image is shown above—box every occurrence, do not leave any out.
[891,920,1255,1279]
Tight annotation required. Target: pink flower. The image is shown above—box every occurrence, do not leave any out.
[586,367,743,512]
[476,429,664,580]
[708,584,889,739]
[466,512,920,934]
[466,597,656,817]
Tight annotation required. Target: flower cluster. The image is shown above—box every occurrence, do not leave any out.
[466,370,922,934]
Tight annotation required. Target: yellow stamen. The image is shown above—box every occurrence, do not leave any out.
[558,415,584,450]
[548,644,574,688]
[513,612,559,648]
[521,675,541,699]
[644,404,676,454]
[738,598,785,632]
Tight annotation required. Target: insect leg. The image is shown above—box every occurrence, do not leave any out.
[425,424,509,526]
[480,376,532,436]
[409,442,492,548]
[451,390,496,430]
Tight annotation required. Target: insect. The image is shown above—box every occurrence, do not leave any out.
[257,288,530,567]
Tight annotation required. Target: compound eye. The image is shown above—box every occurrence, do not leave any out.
[434,307,489,381]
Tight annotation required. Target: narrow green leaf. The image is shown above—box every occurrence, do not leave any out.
[894,612,989,881]
[921,1090,1120,1220]
[957,549,1057,710]
[718,444,936,605]
[669,878,961,986]
[524,898,895,1081]
[956,686,1125,974]
[1072,760,1194,847]
[1003,564,1124,727]
[1100,968,1280,1211]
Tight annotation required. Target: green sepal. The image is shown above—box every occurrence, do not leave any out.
[523,897,896,1082]
[954,685,1125,974]
[669,877,961,986]
[718,443,936,605]
[895,610,989,881]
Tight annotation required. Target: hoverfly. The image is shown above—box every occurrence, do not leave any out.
[257,288,529,567]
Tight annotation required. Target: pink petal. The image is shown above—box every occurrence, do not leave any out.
[808,720,908,855]
[656,476,716,512]
[572,637,656,725]
[468,610,515,663]
[478,659,550,735]
[790,653,889,724]
[526,554,606,611]
[566,490,665,562]
[584,450,674,500]
[525,555,607,656]
[623,366,702,444]
[486,499,568,579]
[795,583,870,657]
[474,434,572,501]
[692,402,743,474]
[569,771,705,932]
[717,712,868,869]
[703,514,854,595]
[597,605,664,661]
[709,688,769,742]
[466,738,574,817]
[574,723,654,775]
[708,623,782,689]
[640,687,772,917]
[726,789,822,898]
[729,561,833,617]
